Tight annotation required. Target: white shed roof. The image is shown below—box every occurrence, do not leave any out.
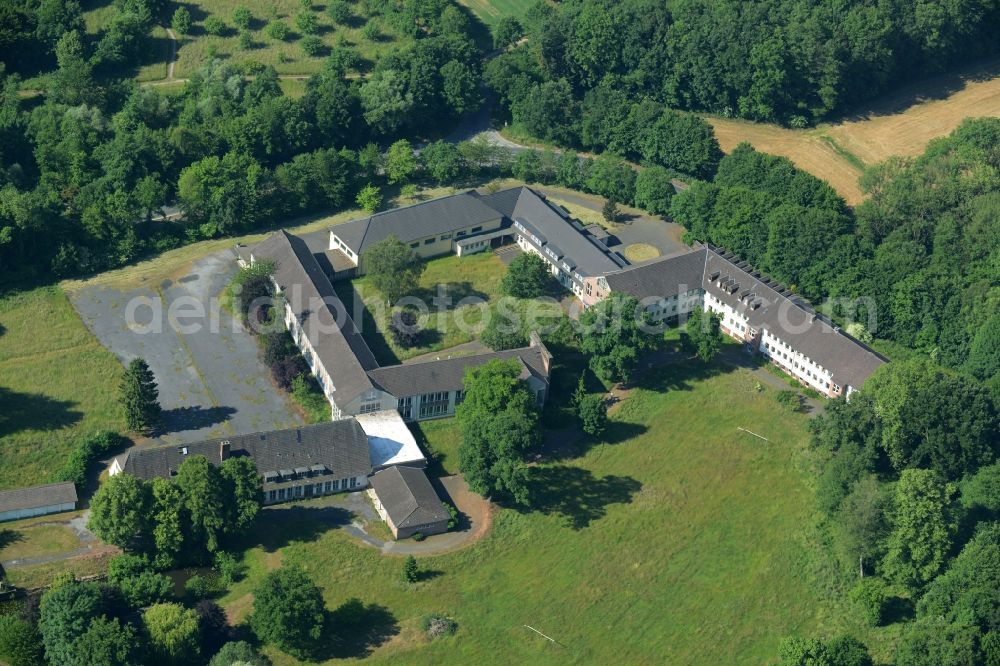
[356,410,426,470]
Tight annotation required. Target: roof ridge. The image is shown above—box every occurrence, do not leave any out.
[369,344,539,371]
[368,190,476,217]
[130,418,363,455]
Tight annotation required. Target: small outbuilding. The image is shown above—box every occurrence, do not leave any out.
[368,466,450,540]
[0,482,78,522]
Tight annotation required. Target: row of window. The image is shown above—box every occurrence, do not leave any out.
[409,226,488,250]
[763,334,827,375]
[265,477,358,503]
[762,344,839,392]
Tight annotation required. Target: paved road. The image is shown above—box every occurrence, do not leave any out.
[71,251,302,444]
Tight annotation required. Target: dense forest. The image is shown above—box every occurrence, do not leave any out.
[670,118,1000,394]
[488,0,1000,128]
[0,0,483,279]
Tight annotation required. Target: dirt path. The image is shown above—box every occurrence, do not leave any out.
[165,27,177,81]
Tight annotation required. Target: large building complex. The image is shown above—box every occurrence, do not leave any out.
[600,246,888,397]
[239,229,552,423]
[241,185,882,425]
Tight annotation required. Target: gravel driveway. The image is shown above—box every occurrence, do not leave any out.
[71,251,302,444]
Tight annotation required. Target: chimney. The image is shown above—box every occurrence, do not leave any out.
[219,441,230,461]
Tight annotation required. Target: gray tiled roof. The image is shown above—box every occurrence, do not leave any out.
[604,247,708,299]
[251,231,377,404]
[367,344,550,397]
[473,186,523,218]
[331,193,504,254]
[0,482,77,513]
[602,244,887,389]
[509,188,626,277]
[701,250,887,389]
[369,465,450,529]
[119,419,371,481]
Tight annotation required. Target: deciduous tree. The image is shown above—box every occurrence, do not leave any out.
[143,603,201,665]
[250,567,326,659]
[883,469,957,591]
[685,308,722,362]
[362,235,425,304]
[456,359,539,504]
[579,292,655,383]
[500,252,550,299]
[88,472,153,552]
[384,139,417,184]
[39,581,104,666]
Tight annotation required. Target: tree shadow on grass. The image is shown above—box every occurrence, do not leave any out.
[631,356,730,393]
[0,387,83,438]
[243,505,354,553]
[416,568,443,582]
[156,405,237,437]
[525,466,642,530]
[0,529,24,551]
[538,421,647,462]
[411,281,488,307]
[313,598,399,660]
[0,321,6,337]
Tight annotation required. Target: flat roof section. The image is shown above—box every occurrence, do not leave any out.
[356,410,427,470]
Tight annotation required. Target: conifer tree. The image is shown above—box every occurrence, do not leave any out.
[120,358,160,433]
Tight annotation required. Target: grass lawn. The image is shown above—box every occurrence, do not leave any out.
[412,418,464,477]
[457,0,536,27]
[335,252,507,365]
[622,242,661,262]
[0,287,124,491]
[0,514,83,562]
[3,551,116,589]
[220,362,866,664]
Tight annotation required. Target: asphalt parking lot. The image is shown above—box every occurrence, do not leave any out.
[71,251,302,444]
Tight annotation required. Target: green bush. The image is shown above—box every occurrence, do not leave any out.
[204,16,226,35]
[265,20,290,41]
[291,375,330,423]
[326,0,350,24]
[295,11,319,35]
[214,551,246,586]
[849,578,889,627]
[361,20,379,41]
[775,390,800,411]
[445,502,458,530]
[300,35,325,57]
[185,574,218,600]
[232,6,253,29]
[54,430,127,489]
